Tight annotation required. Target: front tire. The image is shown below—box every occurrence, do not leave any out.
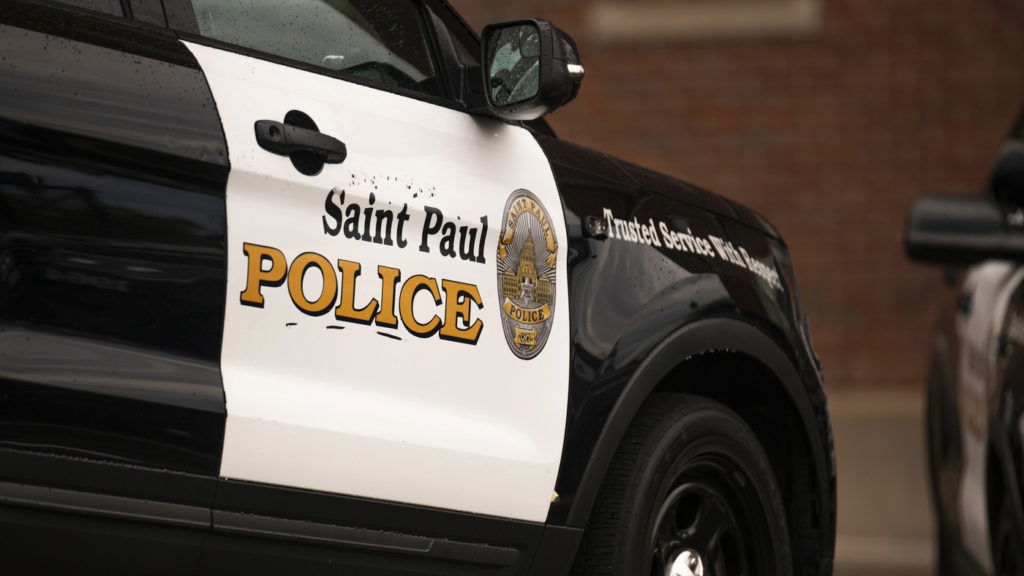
[574,394,792,576]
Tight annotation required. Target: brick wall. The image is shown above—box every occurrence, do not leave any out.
[451,0,1024,390]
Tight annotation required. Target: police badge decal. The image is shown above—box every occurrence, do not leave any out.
[497,189,557,360]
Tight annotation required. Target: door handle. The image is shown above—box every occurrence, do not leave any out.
[254,120,347,164]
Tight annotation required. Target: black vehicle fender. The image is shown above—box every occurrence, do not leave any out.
[565,315,830,534]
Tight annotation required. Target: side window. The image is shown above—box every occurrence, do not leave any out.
[190,0,443,97]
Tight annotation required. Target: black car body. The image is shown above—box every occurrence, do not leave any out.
[0,1,835,574]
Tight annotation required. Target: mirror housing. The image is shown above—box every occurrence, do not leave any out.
[905,196,1024,265]
[990,141,1024,206]
[481,19,583,121]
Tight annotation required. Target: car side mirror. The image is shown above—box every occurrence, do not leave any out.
[481,19,584,121]
[905,196,1024,264]
[991,140,1024,205]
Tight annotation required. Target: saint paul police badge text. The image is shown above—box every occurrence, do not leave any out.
[497,189,557,360]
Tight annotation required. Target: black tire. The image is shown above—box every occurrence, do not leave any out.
[573,394,792,576]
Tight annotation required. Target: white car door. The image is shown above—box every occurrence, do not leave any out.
[181,0,569,522]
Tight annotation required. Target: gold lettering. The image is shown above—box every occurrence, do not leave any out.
[239,243,485,344]
[240,243,287,308]
[376,265,402,328]
[287,252,338,316]
[399,275,442,338]
[334,259,378,324]
[440,280,483,344]
[502,300,552,325]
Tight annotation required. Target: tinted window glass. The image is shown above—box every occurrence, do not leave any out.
[56,0,124,16]
[426,3,479,67]
[129,0,166,25]
[191,0,441,96]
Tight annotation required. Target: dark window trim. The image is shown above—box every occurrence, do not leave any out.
[425,0,481,49]
[20,0,125,19]
[411,0,450,101]
[421,3,472,108]
[417,2,453,100]
[19,0,176,33]
[10,0,185,58]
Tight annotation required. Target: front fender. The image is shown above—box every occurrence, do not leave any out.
[532,132,834,573]
[564,315,830,528]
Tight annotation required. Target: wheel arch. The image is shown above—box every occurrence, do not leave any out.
[566,316,833,572]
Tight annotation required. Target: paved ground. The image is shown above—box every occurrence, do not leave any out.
[830,389,935,576]
[834,568,931,576]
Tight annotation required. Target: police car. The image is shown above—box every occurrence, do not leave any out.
[0,1,835,574]
[906,110,1024,576]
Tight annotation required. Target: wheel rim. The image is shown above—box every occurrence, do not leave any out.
[650,456,775,576]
